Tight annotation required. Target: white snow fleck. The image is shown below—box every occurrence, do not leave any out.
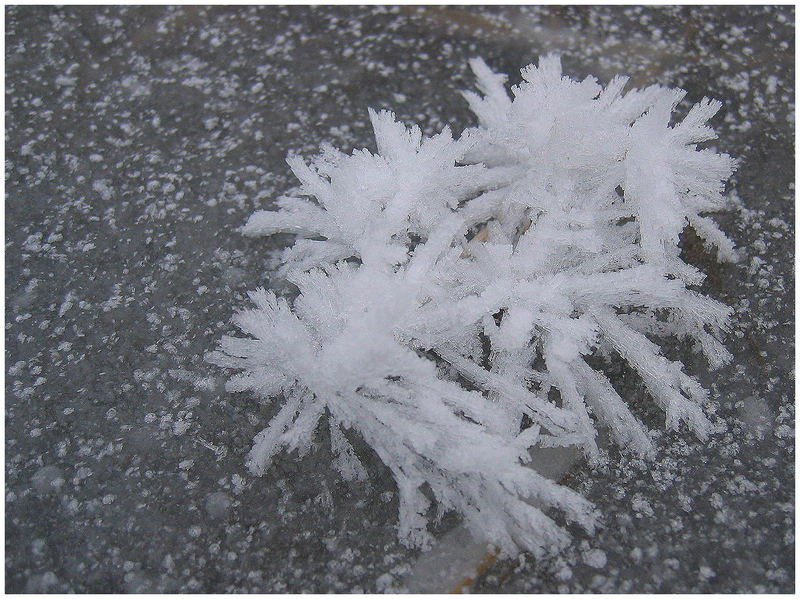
[172,420,191,436]
[57,293,75,318]
[583,548,607,569]
[205,492,232,520]
[765,75,779,95]
[55,74,76,87]
[231,473,245,495]
[31,465,64,495]
[699,565,716,581]
[92,179,113,201]
[632,496,655,518]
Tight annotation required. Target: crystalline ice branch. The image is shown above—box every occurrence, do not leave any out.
[242,109,506,277]
[207,55,736,556]
[208,263,595,555]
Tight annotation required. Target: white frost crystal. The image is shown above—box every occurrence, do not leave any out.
[208,55,736,556]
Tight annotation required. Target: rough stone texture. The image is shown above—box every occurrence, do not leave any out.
[5,5,793,593]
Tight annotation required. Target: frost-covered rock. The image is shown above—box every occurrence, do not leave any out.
[208,55,736,556]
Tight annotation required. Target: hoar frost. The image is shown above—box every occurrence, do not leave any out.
[207,55,736,556]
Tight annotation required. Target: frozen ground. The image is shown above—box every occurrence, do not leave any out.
[5,5,794,593]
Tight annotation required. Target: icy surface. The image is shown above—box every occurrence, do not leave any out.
[5,5,793,593]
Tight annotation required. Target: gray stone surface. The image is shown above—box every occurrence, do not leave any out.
[5,5,793,593]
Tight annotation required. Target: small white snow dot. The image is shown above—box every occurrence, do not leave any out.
[173,420,191,436]
[699,565,715,580]
[584,548,607,569]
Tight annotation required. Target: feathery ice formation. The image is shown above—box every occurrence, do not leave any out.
[207,55,737,556]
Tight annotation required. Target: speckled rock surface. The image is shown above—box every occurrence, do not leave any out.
[5,5,793,593]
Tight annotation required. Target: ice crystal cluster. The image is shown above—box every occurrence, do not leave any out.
[208,55,736,556]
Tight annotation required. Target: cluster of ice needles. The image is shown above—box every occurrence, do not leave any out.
[208,55,736,556]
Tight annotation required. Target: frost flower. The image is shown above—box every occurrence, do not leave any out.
[208,55,736,556]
